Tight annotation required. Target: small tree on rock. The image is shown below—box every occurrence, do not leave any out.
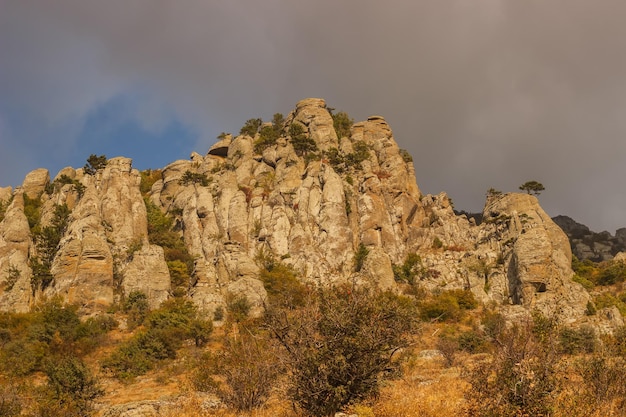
[519,180,545,196]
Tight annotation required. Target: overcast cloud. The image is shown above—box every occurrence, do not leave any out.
[1,1,625,232]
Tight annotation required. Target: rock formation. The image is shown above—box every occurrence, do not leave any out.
[0,99,595,324]
[552,215,626,262]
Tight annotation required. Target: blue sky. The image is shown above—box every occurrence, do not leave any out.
[1,1,626,233]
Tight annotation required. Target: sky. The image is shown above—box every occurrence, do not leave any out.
[1,1,625,233]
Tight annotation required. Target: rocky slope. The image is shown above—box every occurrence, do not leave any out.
[0,98,595,323]
[552,215,626,262]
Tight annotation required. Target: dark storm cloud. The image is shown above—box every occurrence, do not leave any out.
[1,1,625,232]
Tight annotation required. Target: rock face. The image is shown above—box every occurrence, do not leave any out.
[552,215,626,262]
[0,99,594,324]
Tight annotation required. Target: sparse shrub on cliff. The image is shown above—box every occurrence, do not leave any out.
[178,170,210,186]
[354,243,369,272]
[253,114,284,154]
[0,199,8,223]
[226,294,251,323]
[22,193,42,231]
[83,154,107,175]
[290,123,318,157]
[393,253,424,285]
[123,290,150,330]
[240,118,262,137]
[399,148,413,163]
[346,140,371,167]
[332,111,353,139]
[140,169,162,194]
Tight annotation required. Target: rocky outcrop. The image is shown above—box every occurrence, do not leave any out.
[0,99,596,325]
[483,194,590,321]
[552,215,626,262]
[22,168,50,199]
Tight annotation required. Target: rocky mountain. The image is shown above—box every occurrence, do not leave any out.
[0,98,603,325]
[552,215,626,262]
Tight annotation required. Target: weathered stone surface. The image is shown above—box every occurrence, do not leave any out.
[122,244,171,309]
[483,193,590,321]
[0,186,12,203]
[49,235,114,310]
[22,168,50,198]
[0,192,33,312]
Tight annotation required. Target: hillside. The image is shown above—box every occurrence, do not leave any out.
[1,99,626,416]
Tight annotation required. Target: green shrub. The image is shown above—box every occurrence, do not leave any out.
[457,328,490,353]
[290,123,318,157]
[179,170,210,186]
[597,260,626,285]
[593,292,626,316]
[354,243,369,272]
[104,298,211,379]
[140,169,162,195]
[22,193,42,230]
[123,290,150,329]
[332,111,353,139]
[399,148,413,163]
[167,259,191,290]
[559,326,597,354]
[226,294,251,323]
[267,285,418,417]
[259,263,309,310]
[44,356,103,414]
[393,253,423,285]
[240,118,262,137]
[418,289,477,322]
[573,273,595,290]
[83,154,107,175]
[3,265,20,291]
[346,141,370,166]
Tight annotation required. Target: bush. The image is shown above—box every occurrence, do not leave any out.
[43,356,103,415]
[123,290,150,329]
[104,298,211,379]
[571,353,626,415]
[332,111,353,139]
[418,289,477,322]
[259,262,309,310]
[140,169,162,195]
[393,253,423,285]
[465,316,560,417]
[559,326,596,354]
[193,333,282,410]
[267,285,418,417]
[354,243,369,272]
[226,294,251,323]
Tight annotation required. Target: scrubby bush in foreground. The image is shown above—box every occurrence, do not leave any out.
[267,284,418,417]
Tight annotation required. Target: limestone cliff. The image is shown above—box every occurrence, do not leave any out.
[0,98,593,323]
